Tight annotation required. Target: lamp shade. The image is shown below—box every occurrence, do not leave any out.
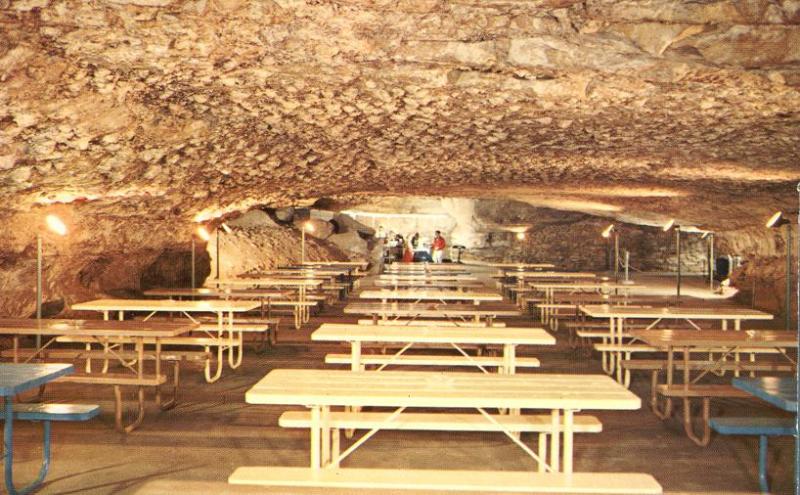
[196,226,211,241]
[45,215,68,236]
[601,224,614,238]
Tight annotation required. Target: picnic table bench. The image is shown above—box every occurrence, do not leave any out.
[312,323,554,374]
[579,305,775,384]
[1,363,99,495]
[229,369,660,493]
[344,302,520,326]
[71,299,260,383]
[358,289,502,305]
[630,330,796,446]
[0,318,200,433]
[710,377,798,493]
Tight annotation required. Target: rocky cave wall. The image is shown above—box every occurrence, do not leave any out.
[0,205,352,318]
[1,0,798,320]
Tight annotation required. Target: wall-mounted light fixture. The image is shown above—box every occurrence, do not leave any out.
[37,214,68,348]
[601,224,619,281]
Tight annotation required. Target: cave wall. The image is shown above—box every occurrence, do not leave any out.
[717,225,798,325]
[0,206,351,318]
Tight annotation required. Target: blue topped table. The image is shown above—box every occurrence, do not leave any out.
[1,363,74,495]
[731,377,797,494]
[733,377,797,412]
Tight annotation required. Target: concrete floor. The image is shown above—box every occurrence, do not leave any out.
[5,273,796,495]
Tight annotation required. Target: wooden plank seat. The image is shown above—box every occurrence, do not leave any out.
[709,416,796,492]
[624,359,794,413]
[55,334,233,384]
[12,403,100,422]
[1,347,209,364]
[228,466,662,494]
[279,410,601,432]
[54,372,169,433]
[197,320,278,351]
[324,353,541,370]
[594,343,781,388]
[655,384,753,446]
[279,410,601,468]
[357,319,507,327]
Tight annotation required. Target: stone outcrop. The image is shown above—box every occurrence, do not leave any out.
[0,0,797,318]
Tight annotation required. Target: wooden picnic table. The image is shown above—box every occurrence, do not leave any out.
[579,304,774,384]
[71,299,259,382]
[1,363,75,495]
[211,278,324,328]
[378,274,478,281]
[359,289,502,305]
[0,318,198,432]
[384,265,473,275]
[229,369,659,493]
[373,279,485,291]
[630,329,796,445]
[311,323,554,374]
[488,263,556,270]
[529,282,639,327]
[300,260,368,270]
[344,302,520,325]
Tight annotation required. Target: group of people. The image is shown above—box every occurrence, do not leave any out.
[377,227,447,263]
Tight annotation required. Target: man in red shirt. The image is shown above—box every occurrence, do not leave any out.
[431,231,446,263]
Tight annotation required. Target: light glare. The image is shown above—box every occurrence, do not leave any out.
[662,219,675,232]
[45,215,68,236]
[601,224,614,238]
[196,226,211,241]
[766,211,783,228]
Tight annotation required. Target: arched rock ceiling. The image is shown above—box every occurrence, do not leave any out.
[2,0,800,232]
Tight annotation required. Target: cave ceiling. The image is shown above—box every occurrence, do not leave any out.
[1,0,799,236]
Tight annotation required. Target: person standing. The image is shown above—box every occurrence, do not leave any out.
[431,230,446,263]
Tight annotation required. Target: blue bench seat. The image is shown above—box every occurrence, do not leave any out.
[12,403,100,422]
[710,416,796,493]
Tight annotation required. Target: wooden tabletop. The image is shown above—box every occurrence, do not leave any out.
[530,282,637,290]
[378,274,478,281]
[374,281,485,289]
[387,263,472,271]
[0,363,74,396]
[143,288,287,298]
[246,369,641,410]
[513,272,598,279]
[580,304,774,320]
[212,278,324,287]
[344,303,520,317]
[359,290,502,302]
[630,329,798,348]
[489,263,556,269]
[0,318,197,337]
[300,261,368,269]
[312,323,555,345]
[72,298,261,313]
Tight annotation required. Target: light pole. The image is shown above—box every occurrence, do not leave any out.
[766,211,793,330]
[37,214,68,348]
[662,219,680,303]
[301,221,314,263]
[702,231,714,292]
[601,224,619,281]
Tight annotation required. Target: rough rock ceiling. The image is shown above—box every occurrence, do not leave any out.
[2,0,799,232]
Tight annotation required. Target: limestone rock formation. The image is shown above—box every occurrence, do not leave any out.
[0,0,798,317]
